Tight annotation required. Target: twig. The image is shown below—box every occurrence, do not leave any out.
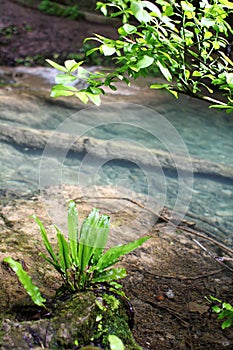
[193,239,233,274]
[144,269,224,280]
[141,298,190,327]
[178,226,233,256]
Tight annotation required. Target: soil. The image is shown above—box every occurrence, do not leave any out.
[0,0,118,66]
[1,2,233,350]
[0,186,233,350]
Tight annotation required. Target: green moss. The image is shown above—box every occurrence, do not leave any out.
[0,291,141,349]
[38,0,83,20]
[94,293,142,350]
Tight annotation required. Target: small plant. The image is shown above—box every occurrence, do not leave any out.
[4,201,149,307]
[0,25,18,38]
[207,295,233,329]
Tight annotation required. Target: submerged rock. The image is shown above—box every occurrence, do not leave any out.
[1,123,233,181]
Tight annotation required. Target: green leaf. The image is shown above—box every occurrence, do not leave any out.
[92,267,127,283]
[209,104,231,109]
[39,252,61,273]
[33,216,59,266]
[108,334,125,350]
[222,319,232,329]
[89,86,103,95]
[131,1,151,22]
[50,84,77,98]
[102,45,116,56]
[3,257,46,307]
[212,305,222,313]
[55,227,71,272]
[78,208,100,271]
[201,18,216,27]
[204,31,213,39]
[192,71,202,77]
[164,5,174,16]
[77,66,90,80]
[137,55,154,69]
[55,73,77,84]
[168,89,178,99]
[131,1,144,21]
[86,47,100,56]
[68,201,79,265]
[86,92,101,106]
[150,83,170,89]
[75,91,89,104]
[92,214,110,264]
[96,236,150,272]
[213,41,220,50]
[99,4,108,16]
[109,84,117,91]
[157,61,172,81]
[226,73,233,88]
[79,209,110,271]
[223,302,233,311]
[118,24,137,35]
[181,1,195,12]
[219,0,233,9]
[208,296,222,303]
[46,59,67,72]
[142,1,161,18]
[64,59,81,72]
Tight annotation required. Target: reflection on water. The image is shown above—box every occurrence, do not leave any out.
[0,67,232,246]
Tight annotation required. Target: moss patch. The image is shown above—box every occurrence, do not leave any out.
[1,291,141,349]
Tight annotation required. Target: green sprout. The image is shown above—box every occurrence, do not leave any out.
[4,201,150,307]
[207,295,233,329]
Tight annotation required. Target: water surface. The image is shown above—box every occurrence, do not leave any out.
[0,66,232,245]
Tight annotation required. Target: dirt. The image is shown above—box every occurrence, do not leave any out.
[1,2,233,349]
[0,0,118,66]
[0,185,233,350]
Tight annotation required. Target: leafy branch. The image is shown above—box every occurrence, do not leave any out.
[47,0,233,112]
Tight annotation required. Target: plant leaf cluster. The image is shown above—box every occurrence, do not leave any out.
[47,0,233,112]
[207,295,233,329]
[38,0,82,20]
[4,201,150,307]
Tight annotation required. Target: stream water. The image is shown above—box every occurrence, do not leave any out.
[0,66,233,245]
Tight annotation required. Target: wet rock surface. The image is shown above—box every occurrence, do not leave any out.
[1,123,233,181]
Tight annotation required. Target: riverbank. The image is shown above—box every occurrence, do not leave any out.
[1,185,233,349]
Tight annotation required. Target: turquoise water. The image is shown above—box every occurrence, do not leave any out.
[0,67,232,245]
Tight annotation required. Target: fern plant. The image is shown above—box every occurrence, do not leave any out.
[4,201,149,307]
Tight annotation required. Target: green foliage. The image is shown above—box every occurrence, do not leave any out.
[3,257,46,307]
[207,296,233,329]
[38,0,81,19]
[47,0,233,112]
[46,58,105,105]
[3,201,150,306]
[0,25,18,38]
[108,334,125,350]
